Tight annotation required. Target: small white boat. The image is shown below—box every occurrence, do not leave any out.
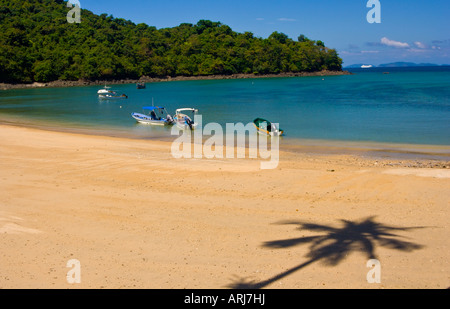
[174,108,199,130]
[361,65,373,69]
[131,106,174,125]
[98,86,128,99]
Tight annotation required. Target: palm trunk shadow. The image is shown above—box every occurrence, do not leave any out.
[227,258,316,289]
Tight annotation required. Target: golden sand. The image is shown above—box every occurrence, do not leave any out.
[0,124,449,289]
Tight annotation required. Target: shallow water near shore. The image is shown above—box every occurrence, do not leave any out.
[1,67,449,158]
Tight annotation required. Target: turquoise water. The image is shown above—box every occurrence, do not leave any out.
[0,67,449,146]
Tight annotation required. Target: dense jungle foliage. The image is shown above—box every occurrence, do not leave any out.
[0,0,343,83]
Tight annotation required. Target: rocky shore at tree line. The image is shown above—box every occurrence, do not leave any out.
[0,70,352,90]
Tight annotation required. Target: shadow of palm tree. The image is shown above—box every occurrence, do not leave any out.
[228,216,425,289]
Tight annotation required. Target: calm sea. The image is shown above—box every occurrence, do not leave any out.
[1,66,449,153]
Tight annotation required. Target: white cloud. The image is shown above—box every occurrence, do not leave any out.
[409,48,428,53]
[414,41,427,49]
[278,18,297,22]
[381,37,410,48]
[256,18,264,21]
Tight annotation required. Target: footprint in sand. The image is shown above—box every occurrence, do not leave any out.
[383,168,450,179]
[0,214,42,234]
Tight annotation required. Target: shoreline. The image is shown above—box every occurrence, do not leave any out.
[1,121,449,166]
[1,118,449,164]
[0,70,351,90]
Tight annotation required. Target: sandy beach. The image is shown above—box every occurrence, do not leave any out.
[0,124,449,289]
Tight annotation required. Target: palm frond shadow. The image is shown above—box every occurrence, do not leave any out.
[228,216,425,289]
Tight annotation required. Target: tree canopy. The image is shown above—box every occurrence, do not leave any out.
[0,0,343,83]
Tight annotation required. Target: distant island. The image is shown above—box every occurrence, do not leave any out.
[345,62,450,69]
[377,62,448,68]
[0,0,344,85]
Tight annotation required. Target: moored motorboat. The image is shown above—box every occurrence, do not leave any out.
[174,108,199,130]
[97,85,128,99]
[131,106,174,125]
[253,118,283,136]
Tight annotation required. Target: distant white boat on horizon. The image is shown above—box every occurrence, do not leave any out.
[361,65,373,69]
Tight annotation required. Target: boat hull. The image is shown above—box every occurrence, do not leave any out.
[253,118,283,136]
[99,95,128,100]
[176,121,198,130]
[132,113,171,125]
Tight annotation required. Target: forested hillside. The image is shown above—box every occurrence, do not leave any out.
[0,0,343,83]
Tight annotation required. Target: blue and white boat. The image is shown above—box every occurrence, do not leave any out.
[131,106,174,125]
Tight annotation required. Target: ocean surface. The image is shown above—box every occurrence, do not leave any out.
[1,66,449,154]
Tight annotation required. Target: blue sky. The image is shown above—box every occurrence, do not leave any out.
[78,0,450,66]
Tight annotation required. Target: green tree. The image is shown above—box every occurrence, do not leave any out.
[0,0,343,83]
[269,31,289,44]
